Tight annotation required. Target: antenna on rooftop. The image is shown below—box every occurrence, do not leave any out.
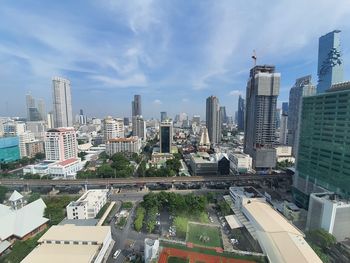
[252,50,257,66]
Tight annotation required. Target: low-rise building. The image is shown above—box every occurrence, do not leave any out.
[106,136,142,155]
[276,146,295,163]
[66,190,109,220]
[228,186,322,263]
[0,191,48,255]
[282,201,301,222]
[23,158,82,179]
[306,192,350,242]
[228,153,252,174]
[189,152,217,176]
[21,224,112,263]
[25,140,45,158]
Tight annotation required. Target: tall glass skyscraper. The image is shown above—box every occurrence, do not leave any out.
[317,30,343,93]
[132,95,142,117]
[237,95,245,131]
[160,121,173,153]
[294,81,350,208]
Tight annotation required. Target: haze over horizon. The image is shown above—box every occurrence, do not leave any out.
[1,0,350,119]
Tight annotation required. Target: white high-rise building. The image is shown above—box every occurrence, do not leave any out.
[103,117,124,142]
[19,131,36,158]
[52,77,73,128]
[45,128,78,162]
[307,192,350,242]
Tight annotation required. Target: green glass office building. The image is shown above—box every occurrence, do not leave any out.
[293,82,350,208]
[0,136,20,163]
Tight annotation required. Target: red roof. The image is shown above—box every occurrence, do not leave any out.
[57,158,79,166]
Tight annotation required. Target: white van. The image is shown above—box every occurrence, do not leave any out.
[113,249,121,259]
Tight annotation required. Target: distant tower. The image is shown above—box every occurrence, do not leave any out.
[132,95,142,117]
[160,111,167,122]
[317,30,343,93]
[279,102,288,145]
[206,96,221,144]
[52,77,73,127]
[37,99,46,121]
[160,121,173,153]
[287,76,316,156]
[237,95,245,131]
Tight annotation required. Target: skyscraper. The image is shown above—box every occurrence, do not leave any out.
[279,102,288,145]
[132,95,142,117]
[52,77,73,128]
[293,81,350,208]
[37,99,46,121]
[244,65,279,170]
[287,76,316,155]
[132,115,146,140]
[317,30,343,93]
[160,111,167,122]
[219,106,227,127]
[206,96,221,144]
[237,95,245,131]
[160,121,173,153]
[26,94,42,121]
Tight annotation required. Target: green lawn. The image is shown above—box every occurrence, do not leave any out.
[186,223,222,248]
[167,256,189,263]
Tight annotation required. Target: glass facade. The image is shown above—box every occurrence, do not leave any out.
[294,86,350,207]
[0,136,20,163]
[160,126,170,153]
[317,30,343,93]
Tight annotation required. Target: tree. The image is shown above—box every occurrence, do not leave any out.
[34,152,45,160]
[78,151,87,161]
[137,161,147,177]
[0,186,7,203]
[28,192,41,203]
[306,229,336,250]
[96,164,115,178]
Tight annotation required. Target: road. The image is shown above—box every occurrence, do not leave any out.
[0,174,290,187]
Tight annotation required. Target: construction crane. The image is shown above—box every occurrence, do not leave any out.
[252,50,257,66]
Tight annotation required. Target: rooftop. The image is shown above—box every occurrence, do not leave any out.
[46,127,75,133]
[21,243,100,263]
[0,199,48,240]
[57,158,80,167]
[39,225,110,244]
[68,189,108,208]
[8,190,23,202]
[108,136,139,143]
[230,186,264,199]
[243,200,321,263]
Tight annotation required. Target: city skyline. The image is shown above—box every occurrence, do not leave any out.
[1,1,350,119]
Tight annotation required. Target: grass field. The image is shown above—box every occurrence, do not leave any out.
[186,222,223,248]
[167,256,189,263]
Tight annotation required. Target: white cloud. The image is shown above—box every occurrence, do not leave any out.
[153,99,162,105]
[181,98,189,103]
[229,90,242,96]
[90,73,147,88]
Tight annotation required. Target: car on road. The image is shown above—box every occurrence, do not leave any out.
[113,249,121,259]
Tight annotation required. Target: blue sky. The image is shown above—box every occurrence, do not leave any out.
[1,0,350,119]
